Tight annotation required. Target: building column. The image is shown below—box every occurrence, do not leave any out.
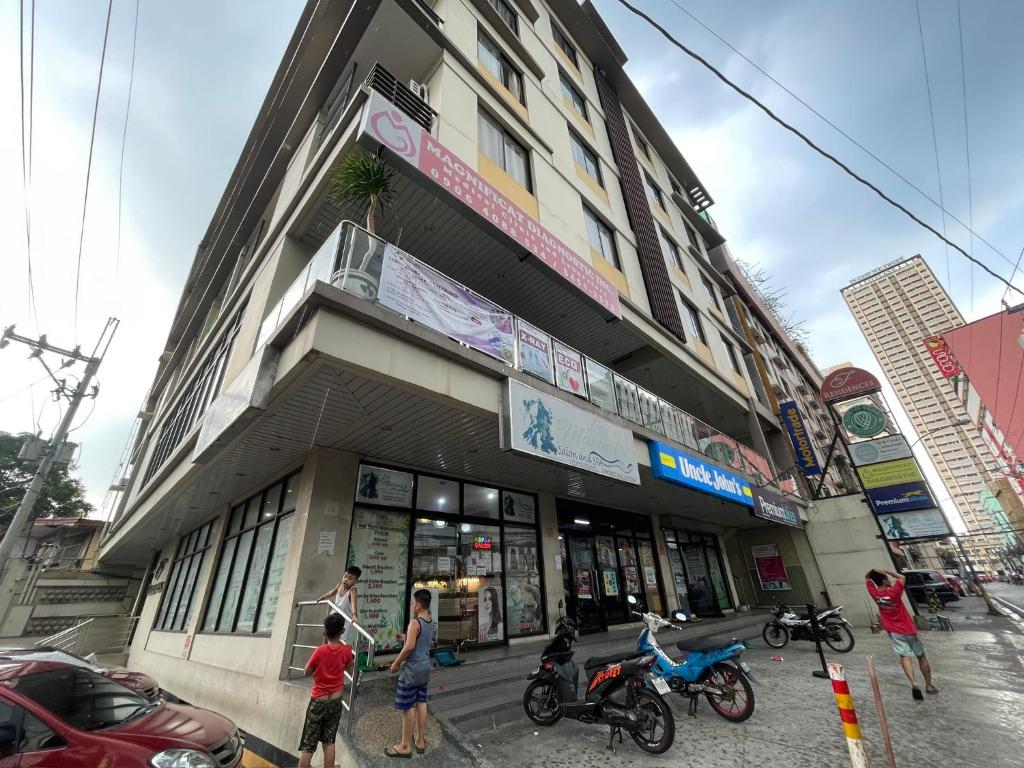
[537,493,563,638]
[649,513,677,612]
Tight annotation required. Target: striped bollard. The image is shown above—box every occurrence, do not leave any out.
[828,662,869,767]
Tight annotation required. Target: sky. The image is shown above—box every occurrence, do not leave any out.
[1,0,1022,529]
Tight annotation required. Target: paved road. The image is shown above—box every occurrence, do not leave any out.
[454,600,1024,767]
[988,582,1024,619]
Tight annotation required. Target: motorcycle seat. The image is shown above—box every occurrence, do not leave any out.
[583,650,642,670]
[676,636,737,652]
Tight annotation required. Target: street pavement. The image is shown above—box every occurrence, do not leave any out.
[441,596,1024,768]
[987,581,1024,621]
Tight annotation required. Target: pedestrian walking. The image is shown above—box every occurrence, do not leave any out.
[866,569,938,700]
[385,588,436,758]
[298,612,354,768]
[318,565,361,644]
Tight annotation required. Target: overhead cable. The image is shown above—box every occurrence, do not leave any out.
[614,0,1024,299]
[19,0,39,326]
[955,0,975,310]
[115,0,142,284]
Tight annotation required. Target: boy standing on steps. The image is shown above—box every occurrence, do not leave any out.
[298,611,354,768]
[866,568,939,700]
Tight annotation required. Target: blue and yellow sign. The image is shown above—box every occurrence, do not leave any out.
[778,400,821,476]
[649,441,754,507]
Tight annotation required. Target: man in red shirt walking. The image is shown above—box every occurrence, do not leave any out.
[866,569,938,700]
[298,611,355,767]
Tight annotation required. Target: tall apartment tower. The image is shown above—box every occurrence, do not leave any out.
[842,255,1001,570]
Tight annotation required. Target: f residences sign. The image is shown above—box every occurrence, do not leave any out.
[778,400,821,476]
[649,441,753,507]
[820,366,881,402]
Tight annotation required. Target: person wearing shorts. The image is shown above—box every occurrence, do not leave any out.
[866,569,938,700]
[298,611,354,768]
[386,589,436,758]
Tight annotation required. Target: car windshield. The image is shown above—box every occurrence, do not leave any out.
[12,667,155,731]
[1,651,101,673]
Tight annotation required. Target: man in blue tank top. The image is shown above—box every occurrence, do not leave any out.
[385,589,436,758]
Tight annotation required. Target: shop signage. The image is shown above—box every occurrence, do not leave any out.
[553,342,585,396]
[751,486,803,528]
[856,458,924,489]
[502,378,641,485]
[355,464,414,508]
[820,366,882,402]
[347,508,411,652]
[923,335,962,379]
[848,435,913,467]
[865,481,935,513]
[842,403,887,438]
[501,491,536,524]
[877,508,951,541]
[778,400,822,476]
[751,544,791,590]
[378,244,515,364]
[359,90,621,318]
[649,441,754,507]
[516,319,553,383]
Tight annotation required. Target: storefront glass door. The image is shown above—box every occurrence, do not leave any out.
[664,528,734,617]
[568,535,604,633]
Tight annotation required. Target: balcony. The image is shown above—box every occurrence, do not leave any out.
[364,63,437,133]
[258,222,781,490]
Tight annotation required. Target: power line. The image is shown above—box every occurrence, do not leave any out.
[0,374,50,404]
[73,0,115,341]
[663,0,1022,279]
[18,0,39,327]
[115,0,141,284]
[614,0,1024,299]
[956,0,975,312]
[914,0,951,292]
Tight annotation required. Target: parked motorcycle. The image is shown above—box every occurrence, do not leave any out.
[522,609,675,754]
[627,595,757,722]
[761,602,855,653]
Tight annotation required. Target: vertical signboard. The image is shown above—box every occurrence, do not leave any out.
[347,508,411,652]
[778,400,822,476]
[923,335,962,379]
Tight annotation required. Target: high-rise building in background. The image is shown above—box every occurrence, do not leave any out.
[841,255,1004,570]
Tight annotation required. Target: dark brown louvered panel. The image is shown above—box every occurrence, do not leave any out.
[594,70,686,342]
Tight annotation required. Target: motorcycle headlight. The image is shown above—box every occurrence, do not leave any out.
[149,750,217,768]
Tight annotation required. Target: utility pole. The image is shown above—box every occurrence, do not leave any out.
[0,319,118,577]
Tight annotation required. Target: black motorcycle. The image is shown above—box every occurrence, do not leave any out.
[761,602,855,653]
[522,614,675,754]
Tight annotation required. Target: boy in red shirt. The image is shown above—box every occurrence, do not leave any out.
[298,612,354,768]
[866,569,938,700]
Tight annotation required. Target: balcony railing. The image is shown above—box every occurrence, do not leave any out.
[364,63,436,133]
[258,222,787,492]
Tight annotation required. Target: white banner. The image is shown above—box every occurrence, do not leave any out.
[502,378,640,484]
[877,508,952,541]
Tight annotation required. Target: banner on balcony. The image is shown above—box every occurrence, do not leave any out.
[516,319,553,384]
[378,244,515,365]
[553,342,585,397]
[359,90,621,319]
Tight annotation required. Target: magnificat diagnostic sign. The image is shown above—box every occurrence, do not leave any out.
[359,91,621,318]
[649,441,754,507]
[778,400,821,476]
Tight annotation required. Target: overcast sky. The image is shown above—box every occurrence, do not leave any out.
[2,1,1022,528]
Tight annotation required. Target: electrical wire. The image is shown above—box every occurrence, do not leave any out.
[914,0,952,292]
[73,0,115,341]
[956,0,975,311]
[0,374,50,404]
[613,0,1024,298]
[19,0,39,327]
[114,0,142,284]
[663,0,1022,278]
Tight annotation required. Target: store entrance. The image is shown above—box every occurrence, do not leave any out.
[663,528,733,617]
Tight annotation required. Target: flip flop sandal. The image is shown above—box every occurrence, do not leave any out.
[926,686,939,695]
[385,746,412,759]
[912,687,924,701]
[415,743,427,754]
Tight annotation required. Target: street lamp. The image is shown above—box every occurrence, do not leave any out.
[907,417,972,449]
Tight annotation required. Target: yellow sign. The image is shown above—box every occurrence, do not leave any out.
[856,458,923,489]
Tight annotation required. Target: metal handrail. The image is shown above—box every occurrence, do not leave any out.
[38,618,92,650]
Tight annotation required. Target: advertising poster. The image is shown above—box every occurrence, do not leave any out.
[355,464,414,508]
[751,545,790,590]
[516,319,554,383]
[378,245,515,364]
[506,577,543,636]
[849,435,913,467]
[553,342,586,396]
[624,566,640,594]
[866,481,935,513]
[620,540,636,567]
[347,508,411,651]
[477,578,504,642]
[878,509,951,540]
[585,358,617,413]
[575,569,593,599]
[643,566,658,587]
[857,458,924,489]
[501,491,536,524]
[778,400,821,476]
[602,570,620,597]
[596,537,615,568]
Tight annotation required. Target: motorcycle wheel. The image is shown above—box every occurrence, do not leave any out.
[762,622,789,649]
[703,663,755,722]
[824,622,856,653]
[629,688,675,754]
[523,680,562,725]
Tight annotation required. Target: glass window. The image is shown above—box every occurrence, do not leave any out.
[682,298,708,345]
[659,228,683,270]
[701,274,721,309]
[552,22,579,68]
[684,221,703,254]
[569,131,602,186]
[585,357,617,413]
[505,527,543,637]
[203,537,237,631]
[487,0,518,34]
[477,31,524,103]
[634,129,651,160]
[614,374,642,424]
[235,523,274,632]
[583,206,619,269]
[645,174,664,209]
[153,521,213,632]
[12,667,149,733]
[722,335,742,373]
[257,514,294,633]
[559,72,587,120]
[464,484,500,518]
[478,110,531,190]
[418,476,460,513]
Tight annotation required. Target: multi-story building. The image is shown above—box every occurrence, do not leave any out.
[841,255,1003,570]
[98,0,836,754]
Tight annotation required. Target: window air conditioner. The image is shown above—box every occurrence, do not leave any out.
[408,80,429,103]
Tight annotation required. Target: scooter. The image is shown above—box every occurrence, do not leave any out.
[627,595,757,722]
[523,608,676,754]
[761,602,855,653]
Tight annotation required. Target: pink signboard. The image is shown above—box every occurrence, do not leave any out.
[359,91,622,318]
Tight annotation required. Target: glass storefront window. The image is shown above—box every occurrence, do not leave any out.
[662,528,733,616]
[463,484,500,519]
[418,476,459,513]
[505,527,543,637]
[637,540,663,615]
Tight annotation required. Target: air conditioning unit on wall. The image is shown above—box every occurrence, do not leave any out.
[408,80,429,103]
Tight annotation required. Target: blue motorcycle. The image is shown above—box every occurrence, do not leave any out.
[626,596,756,722]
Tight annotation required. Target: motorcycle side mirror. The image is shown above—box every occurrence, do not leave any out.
[558,599,564,610]
[674,612,688,622]
[626,595,638,605]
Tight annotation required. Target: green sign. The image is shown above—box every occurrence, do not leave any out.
[842,404,887,438]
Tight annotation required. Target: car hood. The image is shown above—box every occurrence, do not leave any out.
[107,702,235,751]
[105,669,158,691]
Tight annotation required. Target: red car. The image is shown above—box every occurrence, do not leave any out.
[0,659,242,767]
[0,648,161,702]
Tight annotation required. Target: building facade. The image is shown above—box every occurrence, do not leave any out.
[98,0,833,754]
[841,255,1003,569]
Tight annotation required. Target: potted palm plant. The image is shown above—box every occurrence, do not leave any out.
[329,148,396,297]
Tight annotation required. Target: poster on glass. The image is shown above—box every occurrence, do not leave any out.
[602,570,620,597]
[507,577,543,635]
[355,465,414,507]
[575,569,593,599]
[554,342,586,397]
[477,578,505,643]
[751,544,790,591]
[502,491,536,524]
[347,508,411,651]
[516,320,554,384]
